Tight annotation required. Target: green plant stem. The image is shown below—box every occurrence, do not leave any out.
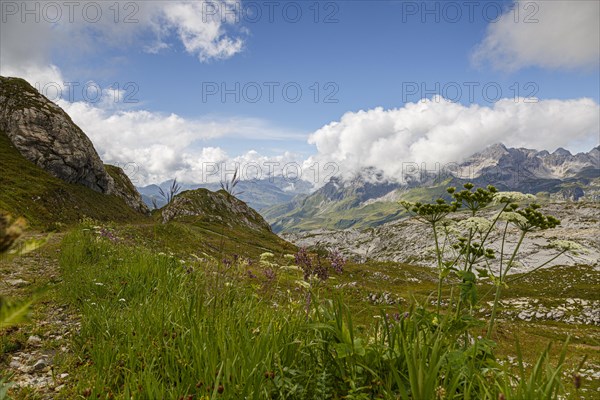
[432,222,443,313]
[498,221,510,278]
[487,230,526,338]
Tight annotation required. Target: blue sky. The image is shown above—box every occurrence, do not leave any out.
[1,0,599,184]
[62,1,599,125]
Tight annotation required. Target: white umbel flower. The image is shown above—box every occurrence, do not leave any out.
[498,212,528,225]
[549,240,584,253]
[458,217,491,232]
[494,192,536,204]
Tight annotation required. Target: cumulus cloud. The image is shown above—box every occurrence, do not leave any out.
[472,0,600,71]
[0,0,245,85]
[307,97,600,181]
[57,99,304,185]
[161,1,244,62]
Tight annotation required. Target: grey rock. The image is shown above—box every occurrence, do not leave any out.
[32,359,47,371]
[27,335,42,345]
[283,202,600,272]
[7,278,29,287]
[0,76,149,215]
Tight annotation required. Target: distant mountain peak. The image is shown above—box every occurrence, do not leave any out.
[471,143,509,160]
[553,147,572,156]
[487,143,508,151]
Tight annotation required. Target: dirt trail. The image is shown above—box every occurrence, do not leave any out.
[1,233,79,399]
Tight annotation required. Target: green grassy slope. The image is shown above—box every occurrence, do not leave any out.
[267,183,453,232]
[0,132,148,229]
[139,188,296,259]
[0,130,294,256]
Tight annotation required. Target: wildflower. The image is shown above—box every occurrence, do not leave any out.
[263,268,276,281]
[549,240,583,253]
[264,371,275,379]
[435,385,446,399]
[458,217,491,233]
[259,252,274,261]
[493,192,536,204]
[98,227,119,243]
[573,373,581,389]
[328,249,346,274]
[498,211,528,225]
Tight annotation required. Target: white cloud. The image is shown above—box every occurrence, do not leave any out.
[161,1,244,62]
[307,97,600,181]
[0,0,245,85]
[472,0,600,71]
[56,99,304,185]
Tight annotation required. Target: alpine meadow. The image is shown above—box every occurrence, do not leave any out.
[1,1,599,399]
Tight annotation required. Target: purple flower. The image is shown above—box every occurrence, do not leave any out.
[328,250,346,274]
[99,227,119,243]
[264,268,275,281]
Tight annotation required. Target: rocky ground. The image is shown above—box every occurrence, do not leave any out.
[283,201,600,274]
[1,234,79,399]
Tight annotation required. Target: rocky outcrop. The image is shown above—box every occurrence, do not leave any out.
[283,202,600,272]
[105,165,149,214]
[0,76,148,214]
[161,188,272,232]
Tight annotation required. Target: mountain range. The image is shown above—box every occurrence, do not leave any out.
[2,75,597,238]
[138,177,312,212]
[264,144,599,232]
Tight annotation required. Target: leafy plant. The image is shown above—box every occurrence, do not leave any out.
[400,183,576,336]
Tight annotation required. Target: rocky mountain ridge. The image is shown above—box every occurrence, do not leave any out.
[266,144,599,232]
[0,76,148,214]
